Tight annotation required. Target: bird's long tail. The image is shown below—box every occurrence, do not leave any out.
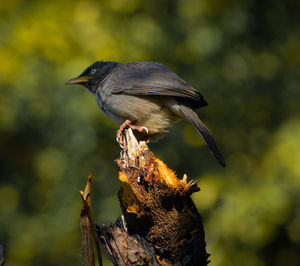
[179,105,226,167]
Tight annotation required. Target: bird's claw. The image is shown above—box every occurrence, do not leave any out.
[116,120,150,147]
[140,126,149,134]
[116,136,124,148]
[130,125,149,135]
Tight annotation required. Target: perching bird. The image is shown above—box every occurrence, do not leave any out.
[66,61,226,167]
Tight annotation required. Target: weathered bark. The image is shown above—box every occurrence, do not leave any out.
[97,129,210,265]
[80,173,102,266]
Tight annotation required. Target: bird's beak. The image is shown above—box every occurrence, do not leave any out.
[65,75,91,85]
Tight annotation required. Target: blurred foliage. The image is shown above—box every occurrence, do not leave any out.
[0,0,299,265]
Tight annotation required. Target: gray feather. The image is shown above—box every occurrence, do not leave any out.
[179,104,226,167]
[105,62,208,108]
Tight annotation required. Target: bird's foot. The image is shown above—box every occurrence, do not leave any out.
[116,120,131,146]
[130,125,149,135]
[116,120,149,146]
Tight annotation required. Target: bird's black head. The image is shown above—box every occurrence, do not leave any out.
[65,61,118,93]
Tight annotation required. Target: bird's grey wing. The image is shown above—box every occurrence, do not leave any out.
[108,62,208,108]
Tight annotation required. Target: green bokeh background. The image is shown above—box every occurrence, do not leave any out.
[0,0,299,265]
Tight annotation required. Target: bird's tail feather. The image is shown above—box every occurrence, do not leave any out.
[179,105,226,167]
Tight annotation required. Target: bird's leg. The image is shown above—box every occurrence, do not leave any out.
[116,120,132,144]
[116,120,149,146]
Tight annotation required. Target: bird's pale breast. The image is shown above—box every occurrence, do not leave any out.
[99,93,178,135]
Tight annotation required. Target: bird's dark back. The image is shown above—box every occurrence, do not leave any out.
[105,61,208,110]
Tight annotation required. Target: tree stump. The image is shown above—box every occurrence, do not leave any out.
[96,129,210,265]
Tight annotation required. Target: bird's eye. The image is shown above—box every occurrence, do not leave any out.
[90,68,97,74]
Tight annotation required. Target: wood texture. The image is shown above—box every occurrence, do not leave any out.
[97,129,210,265]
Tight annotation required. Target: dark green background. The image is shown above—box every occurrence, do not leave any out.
[0,0,299,265]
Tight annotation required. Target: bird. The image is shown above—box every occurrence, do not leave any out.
[66,61,226,167]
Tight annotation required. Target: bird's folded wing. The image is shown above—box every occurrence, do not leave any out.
[124,85,203,100]
[109,63,207,107]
